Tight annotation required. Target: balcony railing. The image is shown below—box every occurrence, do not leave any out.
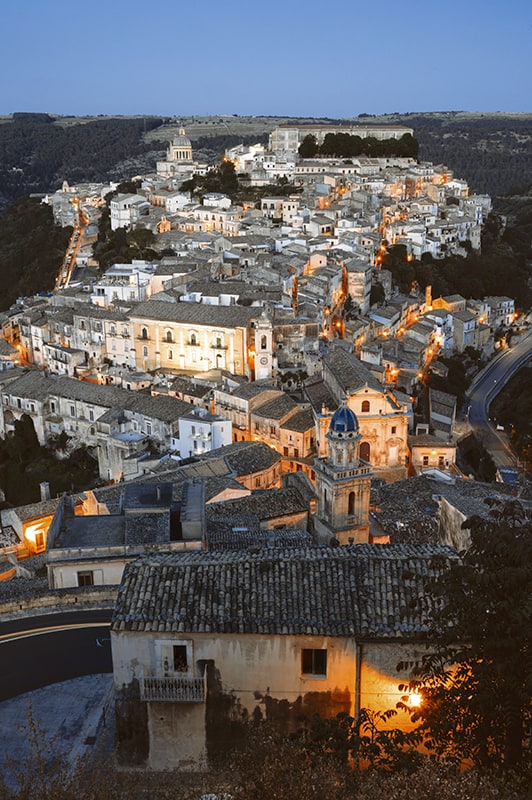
[140,675,205,703]
[211,343,228,350]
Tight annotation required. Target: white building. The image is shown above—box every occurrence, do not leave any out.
[110,193,151,231]
[173,407,232,459]
[90,261,155,308]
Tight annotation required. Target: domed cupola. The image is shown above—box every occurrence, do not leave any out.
[168,127,193,163]
[172,127,192,149]
[326,403,360,468]
[329,404,359,437]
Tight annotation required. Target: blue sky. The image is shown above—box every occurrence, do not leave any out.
[1,0,531,117]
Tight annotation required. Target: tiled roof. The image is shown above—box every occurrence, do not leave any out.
[253,394,298,420]
[323,349,383,394]
[280,409,315,433]
[3,372,193,423]
[129,300,259,328]
[206,487,308,522]
[207,523,313,551]
[111,543,458,638]
[202,441,281,476]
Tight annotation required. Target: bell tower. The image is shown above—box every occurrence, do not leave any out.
[313,403,373,545]
[253,308,274,381]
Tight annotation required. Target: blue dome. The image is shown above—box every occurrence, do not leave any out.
[329,404,359,435]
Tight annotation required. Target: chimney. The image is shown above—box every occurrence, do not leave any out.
[40,482,51,502]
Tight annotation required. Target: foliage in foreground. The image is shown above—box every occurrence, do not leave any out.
[1,711,531,800]
[399,500,532,769]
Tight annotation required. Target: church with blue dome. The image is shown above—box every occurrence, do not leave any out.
[313,401,373,545]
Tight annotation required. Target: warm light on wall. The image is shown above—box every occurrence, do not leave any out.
[24,518,51,553]
[407,691,422,708]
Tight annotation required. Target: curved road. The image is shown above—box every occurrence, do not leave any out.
[465,328,532,471]
[0,609,112,701]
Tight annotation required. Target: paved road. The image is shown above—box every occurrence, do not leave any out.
[466,329,532,471]
[0,609,112,701]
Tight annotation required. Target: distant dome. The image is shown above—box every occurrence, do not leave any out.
[172,127,191,148]
[329,404,359,435]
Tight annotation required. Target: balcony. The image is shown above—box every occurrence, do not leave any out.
[140,675,205,703]
[211,343,228,350]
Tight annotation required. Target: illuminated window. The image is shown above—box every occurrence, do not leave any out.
[301,649,327,677]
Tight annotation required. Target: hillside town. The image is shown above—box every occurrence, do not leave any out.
[0,121,529,774]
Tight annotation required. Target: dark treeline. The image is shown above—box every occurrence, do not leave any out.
[392,114,532,196]
[0,196,72,309]
[0,113,163,212]
[299,132,419,159]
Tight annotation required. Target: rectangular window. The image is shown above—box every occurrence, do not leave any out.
[173,645,188,672]
[301,649,327,676]
[89,410,94,422]
[391,426,397,434]
[423,455,429,466]
[77,570,94,587]
[70,405,75,417]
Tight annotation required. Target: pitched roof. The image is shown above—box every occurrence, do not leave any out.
[323,348,384,394]
[206,487,308,522]
[111,543,457,638]
[129,300,259,328]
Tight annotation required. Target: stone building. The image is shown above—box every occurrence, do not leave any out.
[306,348,411,482]
[128,300,274,380]
[110,543,456,770]
[313,405,373,544]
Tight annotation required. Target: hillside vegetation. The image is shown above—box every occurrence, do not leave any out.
[0,113,163,212]
[0,196,72,308]
[1,112,532,211]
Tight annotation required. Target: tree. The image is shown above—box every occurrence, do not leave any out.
[298,134,318,158]
[399,500,532,769]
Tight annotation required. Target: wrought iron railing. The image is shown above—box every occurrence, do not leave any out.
[140,675,205,703]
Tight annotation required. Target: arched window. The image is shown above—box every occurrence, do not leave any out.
[165,329,173,343]
[261,335,267,350]
[360,441,370,462]
[361,400,370,413]
[141,327,148,340]
[190,332,197,346]
[348,491,355,516]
